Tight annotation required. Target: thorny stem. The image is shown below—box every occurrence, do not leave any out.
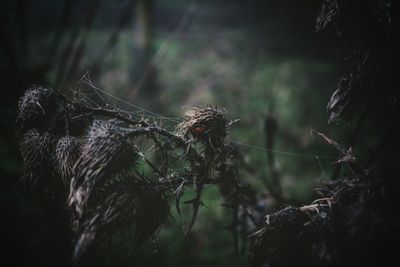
[184,182,204,236]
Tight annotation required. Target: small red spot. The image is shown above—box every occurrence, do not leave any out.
[192,127,206,136]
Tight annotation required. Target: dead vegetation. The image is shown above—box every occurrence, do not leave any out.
[14,1,400,266]
[248,176,400,267]
[16,83,259,265]
[247,1,400,266]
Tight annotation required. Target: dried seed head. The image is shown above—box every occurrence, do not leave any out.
[72,178,169,263]
[177,106,230,165]
[248,206,315,267]
[16,86,57,138]
[178,106,228,140]
[69,120,139,219]
[55,135,82,186]
[19,129,58,191]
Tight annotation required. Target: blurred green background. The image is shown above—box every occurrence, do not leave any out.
[0,0,358,266]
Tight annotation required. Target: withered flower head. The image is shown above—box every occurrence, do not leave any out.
[16,86,57,138]
[177,106,228,148]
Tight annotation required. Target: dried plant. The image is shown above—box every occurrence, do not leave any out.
[68,119,140,220]
[243,2,399,266]
[16,84,247,264]
[317,0,400,123]
[16,86,57,138]
[55,135,82,186]
[73,176,169,264]
[177,105,229,166]
[247,173,400,267]
[19,129,58,191]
